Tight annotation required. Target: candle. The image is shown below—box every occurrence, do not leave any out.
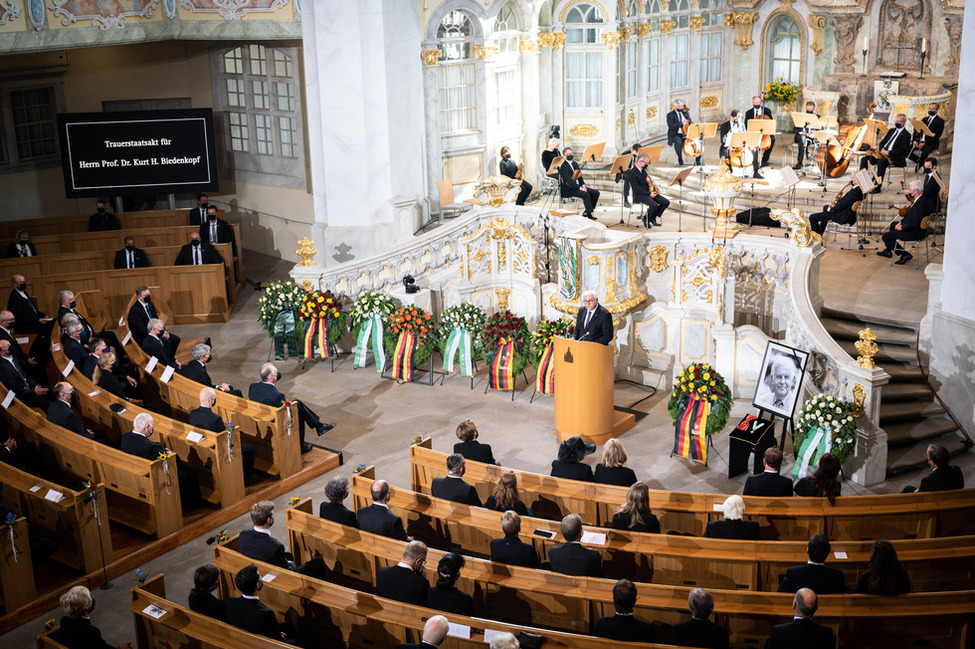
[863,36,869,53]
[922,38,927,53]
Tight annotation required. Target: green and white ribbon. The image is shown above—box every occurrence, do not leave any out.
[8,525,17,562]
[354,313,385,372]
[442,326,474,376]
[792,425,833,479]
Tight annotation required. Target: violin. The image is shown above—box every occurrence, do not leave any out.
[888,180,915,217]
[645,171,660,197]
[515,157,523,180]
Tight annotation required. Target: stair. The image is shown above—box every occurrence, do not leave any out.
[819,307,966,476]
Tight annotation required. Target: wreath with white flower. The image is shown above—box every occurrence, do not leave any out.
[794,394,857,464]
[437,303,487,357]
[257,281,305,336]
[349,290,397,338]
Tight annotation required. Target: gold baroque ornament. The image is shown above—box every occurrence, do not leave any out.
[553,32,566,49]
[627,110,636,126]
[636,22,651,38]
[660,19,676,34]
[519,38,539,54]
[548,293,647,316]
[299,279,314,292]
[537,32,555,48]
[689,16,705,30]
[473,44,498,60]
[807,15,827,55]
[646,106,658,120]
[855,329,879,369]
[700,95,719,110]
[602,31,621,49]
[569,123,599,138]
[420,48,440,66]
[618,26,633,42]
[649,245,669,272]
[295,237,317,267]
[495,287,510,310]
[769,208,820,247]
[723,13,734,27]
[852,383,866,418]
[732,12,759,50]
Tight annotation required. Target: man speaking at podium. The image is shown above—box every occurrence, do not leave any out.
[574,291,613,345]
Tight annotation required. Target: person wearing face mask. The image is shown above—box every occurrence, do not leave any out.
[121,412,202,508]
[793,101,819,170]
[745,95,775,168]
[93,351,143,405]
[191,387,256,484]
[5,230,36,259]
[174,232,222,266]
[376,540,430,605]
[7,274,54,336]
[179,343,242,396]
[58,585,133,649]
[87,199,120,232]
[47,381,104,443]
[908,103,945,173]
[558,147,600,219]
[198,206,237,261]
[113,236,150,269]
[0,338,51,407]
[248,362,334,454]
[126,285,181,351]
[498,145,532,206]
[58,289,124,354]
[859,112,912,189]
[188,193,209,226]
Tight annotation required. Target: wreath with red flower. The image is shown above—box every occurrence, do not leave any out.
[667,362,734,437]
[480,310,531,376]
[297,290,347,346]
[530,318,573,367]
[383,305,437,367]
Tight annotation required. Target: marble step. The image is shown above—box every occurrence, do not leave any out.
[820,317,915,346]
[882,383,936,402]
[884,365,924,382]
[880,400,945,424]
[820,306,920,335]
[885,436,970,477]
[884,416,959,445]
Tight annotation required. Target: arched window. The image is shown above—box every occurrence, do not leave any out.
[565,2,603,44]
[437,11,478,134]
[564,3,605,108]
[494,4,519,54]
[645,0,661,30]
[767,14,801,85]
[437,10,474,61]
[492,4,521,126]
[668,0,691,88]
[699,0,723,83]
[646,0,661,91]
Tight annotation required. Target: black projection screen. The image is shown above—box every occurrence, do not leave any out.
[57,108,218,198]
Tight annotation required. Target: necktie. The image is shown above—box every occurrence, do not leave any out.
[10,358,28,390]
[194,247,201,265]
[584,310,593,329]
[888,128,902,149]
[211,223,218,242]
[19,245,26,257]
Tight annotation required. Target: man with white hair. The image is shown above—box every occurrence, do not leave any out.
[141,318,180,369]
[58,288,123,353]
[179,342,241,396]
[120,412,202,507]
[704,494,760,540]
[62,320,88,369]
[754,353,801,414]
[573,290,613,345]
[878,162,938,264]
[395,614,449,649]
[191,387,256,484]
[248,362,334,454]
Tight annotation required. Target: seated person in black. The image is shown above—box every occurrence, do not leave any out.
[92,352,143,405]
[794,452,842,504]
[142,318,180,369]
[187,564,226,622]
[0,337,52,408]
[452,418,497,464]
[743,447,794,497]
[485,470,530,516]
[498,145,532,206]
[593,578,656,643]
[395,616,449,649]
[238,500,327,579]
[320,475,358,527]
[703,495,760,540]
[249,362,334,454]
[611,482,660,534]
[191,387,256,485]
[179,343,242,397]
[376,540,430,605]
[548,513,603,577]
[357,479,409,541]
[426,551,473,616]
[225,563,289,642]
[490,510,540,568]
[594,438,638,487]
[430,453,482,506]
[671,587,730,649]
[58,585,132,649]
[551,435,596,482]
[0,430,50,479]
[88,199,120,231]
[778,534,846,595]
[904,443,965,492]
[120,412,202,508]
[808,175,863,237]
[114,236,150,270]
[626,152,670,228]
[48,382,110,445]
[558,146,600,219]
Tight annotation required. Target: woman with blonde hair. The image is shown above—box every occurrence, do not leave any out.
[59,585,132,649]
[453,419,497,464]
[485,470,530,516]
[92,352,142,405]
[595,438,638,487]
[541,137,561,173]
[611,482,660,533]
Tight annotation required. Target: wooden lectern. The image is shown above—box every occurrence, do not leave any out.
[554,337,635,444]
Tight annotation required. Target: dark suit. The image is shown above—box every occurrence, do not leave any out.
[238,528,290,569]
[126,299,180,350]
[551,459,594,482]
[573,304,613,345]
[82,353,99,379]
[594,464,637,487]
[490,535,540,568]
[672,616,730,649]
[8,289,49,334]
[909,113,944,169]
[63,336,87,368]
[182,360,216,388]
[881,195,932,254]
[794,112,820,167]
[47,399,93,440]
[320,501,358,527]
[704,519,761,540]
[357,503,408,541]
[6,241,37,258]
[113,247,150,269]
[809,186,863,236]
[745,105,775,166]
[778,563,846,594]
[200,218,237,258]
[225,596,282,641]
[97,371,127,399]
[558,159,600,216]
[593,613,656,643]
[190,405,256,483]
[188,206,208,226]
[548,541,603,577]
[426,585,473,616]
[719,119,759,176]
[611,511,660,534]
[764,617,835,649]
[376,564,429,605]
[541,148,560,176]
[453,439,496,464]
[88,210,119,231]
[743,471,795,497]
[859,125,912,181]
[189,592,226,622]
[121,431,201,506]
[396,642,439,649]
[917,465,965,492]
[0,325,44,383]
[626,165,670,226]
[616,152,638,202]
[499,157,532,206]
[142,334,178,368]
[431,476,482,506]
[58,615,114,649]
[667,108,699,165]
[174,242,222,266]
[0,355,50,408]
[248,380,321,445]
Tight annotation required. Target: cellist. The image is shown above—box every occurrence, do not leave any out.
[745,95,775,168]
[719,110,761,179]
[666,100,701,167]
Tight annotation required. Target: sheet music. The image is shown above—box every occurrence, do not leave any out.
[853,169,876,193]
[779,166,800,187]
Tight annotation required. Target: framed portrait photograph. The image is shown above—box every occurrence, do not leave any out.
[752,341,809,419]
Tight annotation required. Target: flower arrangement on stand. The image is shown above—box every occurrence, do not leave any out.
[257,281,305,336]
[480,310,531,390]
[530,318,573,394]
[297,289,347,359]
[349,290,397,371]
[438,303,487,376]
[792,394,857,477]
[668,362,733,465]
[763,77,800,105]
[384,304,437,380]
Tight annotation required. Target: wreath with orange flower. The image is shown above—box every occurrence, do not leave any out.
[384,305,437,367]
[297,289,347,346]
[667,362,733,437]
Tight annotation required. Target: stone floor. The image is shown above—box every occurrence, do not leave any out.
[1,202,965,647]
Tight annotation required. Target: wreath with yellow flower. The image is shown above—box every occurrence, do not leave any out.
[667,362,733,437]
[384,305,437,367]
[297,289,347,346]
[530,318,573,367]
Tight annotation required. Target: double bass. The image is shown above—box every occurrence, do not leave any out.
[817,120,866,178]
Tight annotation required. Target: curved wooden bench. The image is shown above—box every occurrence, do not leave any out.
[0,208,224,240]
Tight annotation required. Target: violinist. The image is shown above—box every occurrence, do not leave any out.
[666,100,701,167]
[859,113,911,190]
[499,146,532,206]
[793,101,819,170]
[908,103,944,173]
[626,153,670,228]
[720,110,760,178]
[808,176,863,236]
[617,143,640,208]
[559,146,600,220]
[745,96,775,168]
[877,179,933,264]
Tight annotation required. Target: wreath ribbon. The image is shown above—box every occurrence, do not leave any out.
[489,340,515,391]
[354,314,385,372]
[392,331,417,382]
[536,343,556,394]
[8,524,17,563]
[272,310,299,360]
[673,394,709,464]
[302,316,330,359]
[793,425,833,479]
[442,326,474,377]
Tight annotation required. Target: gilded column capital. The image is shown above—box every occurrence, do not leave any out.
[689,16,705,31]
[807,14,827,55]
[660,19,676,34]
[636,22,651,38]
[732,11,759,50]
[619,25,633,42]
[519,38,539,53]
[420,48,440,66]
[602,31,621,49]
[473,44,498,60]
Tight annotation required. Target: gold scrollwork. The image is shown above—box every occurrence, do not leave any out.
[299,279,314,292]
[649,245,669,272]
[852,383,866,418]
[585,255,600,266]
[855,329,879,369]
[570,123,599,138]
[537,32,555,48]
[495,287,511,311]
[689,16,705,30]
[549,293,647,316]
[605,278,620,303]
[602,31,621,49]
[636,22,651,38]
[646,106,658,120]
[660,19,676,34]
[807,15,827,55]
[701,95,719,110]
[519,38,539,54]
[769,208,819,247]
[732,12,759,50]
[707,245,726,279]
[618,26,633,42]
[723,13,734,27]
[627,110,636,126]
[420,48,440,66]
[629,248,639,292]
[553,32,566,49]
[295,237,317,267]
[473,44,498,60]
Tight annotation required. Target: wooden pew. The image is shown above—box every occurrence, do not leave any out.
[117,297,302,481]
[0,397,182,539]
[0,463,111,576]
[0,208,224,240]
[51,342,246,508]
[212,544,675,649]
[410,438,975,540]
[349,467,975,593]
[0,514,34,614]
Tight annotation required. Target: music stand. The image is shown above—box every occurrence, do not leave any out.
[862,118,888,150]
[542,155,566,214]
[779,165,800,210]
[820,115,839,132]
[639,144,663,167]
[610,154,634,225]
[909,118,935,174]
[812,131,839,189]
[728,131,763,178]
[581,142,605,164]
[668,167,695,233]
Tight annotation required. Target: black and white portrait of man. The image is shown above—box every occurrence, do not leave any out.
[753,343,809,418]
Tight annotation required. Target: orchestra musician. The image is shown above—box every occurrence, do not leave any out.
[745,95,775,168]
[626,153,670,228]
[541,138,561,176]
[877,173,936,265]
[719,110,760,178]
[616,143,640,208]
[792,101,819,170]
[908,103,944,173]
[807,176,863,237]
[499,146,532,206]
[558,146,600,220]
[666,100,701,167]
[859,113,911,190]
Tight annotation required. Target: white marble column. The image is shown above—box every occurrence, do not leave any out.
[300,0,426,268]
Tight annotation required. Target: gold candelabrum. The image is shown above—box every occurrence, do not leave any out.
[704,161,743,239]
[295,237,317,267]
[855,328,879,369]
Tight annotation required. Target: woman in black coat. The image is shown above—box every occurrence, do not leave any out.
[452,419,497,464]
[611,482,660,534]
[187,564,226,622]
[551,435,596,482]
[594,438,638,487]
[426,552,473,616]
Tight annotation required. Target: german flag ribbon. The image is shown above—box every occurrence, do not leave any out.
[489,339,515,391]
[391,331,416,382]
[442,326,474,377]
[302,317,329,359]
[535,343,556,394]
[673,394,709,464]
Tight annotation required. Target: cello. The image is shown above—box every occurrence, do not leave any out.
[817,121,866,178]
